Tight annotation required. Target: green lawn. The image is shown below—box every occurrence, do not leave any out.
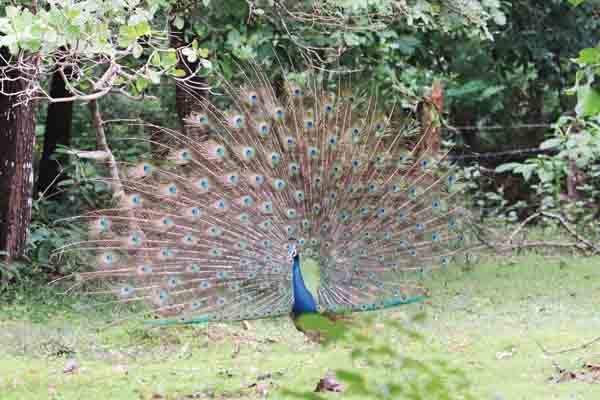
[1,254,599,399]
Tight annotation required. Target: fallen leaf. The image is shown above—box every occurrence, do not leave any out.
[255,382,269,396]
[315,372,345,393]
[62,359,79,374]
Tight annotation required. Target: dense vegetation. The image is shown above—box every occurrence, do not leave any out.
[0,1,599,398]
[0,0,598,276]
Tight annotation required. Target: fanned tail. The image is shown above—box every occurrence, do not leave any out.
[58,64,477,325]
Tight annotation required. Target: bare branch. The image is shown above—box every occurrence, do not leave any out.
[508,212,541,242]
[67,150,112,160]
[536,336,600,356]
[88,100,124,200]
[539,211,600,253]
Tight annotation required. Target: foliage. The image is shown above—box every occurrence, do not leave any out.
[417,0,600,151]
[288,313,474,399]
[493,0,600,233]
[0,0,209,102]
[176,0,505,104]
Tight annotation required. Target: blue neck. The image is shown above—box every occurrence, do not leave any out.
[291,255,317,315]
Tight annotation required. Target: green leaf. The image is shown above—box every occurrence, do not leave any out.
[395,35,420,55]
[343,32,362,47]
[161,50,178,69]
[198,47,209,58]
[173,16,185,30]
[135,20,151,37]
[181,47,197,63]
[150,52,161,66]
[118,25,137,48]
[294,314,349,343]
[540,138,563,149]
[515,164,536,181]
[576,86,600,117]
[336,370,366,385]
[480,85,505,99]
[577,47,599,65]
[226,30,241,47]
[6,6,19,19]
[171,69,187,78]
[146,69,160,84]
[537,169,554,183]
[135,76,149,92]
[132,43,143,59]
[495,163,522,173]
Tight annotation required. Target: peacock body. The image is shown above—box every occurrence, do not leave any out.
[68,67,472,326]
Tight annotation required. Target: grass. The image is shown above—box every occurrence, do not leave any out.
[1,253,599,399]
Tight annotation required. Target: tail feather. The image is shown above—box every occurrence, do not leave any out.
[61,65,476,324]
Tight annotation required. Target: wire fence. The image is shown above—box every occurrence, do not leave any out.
[443,123,557,163]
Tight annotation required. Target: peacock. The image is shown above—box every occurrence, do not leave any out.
[64,66,474,331]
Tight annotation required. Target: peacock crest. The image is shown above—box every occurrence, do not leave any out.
[64,66,473,325]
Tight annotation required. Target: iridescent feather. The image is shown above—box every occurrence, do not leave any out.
[60,66,476,326]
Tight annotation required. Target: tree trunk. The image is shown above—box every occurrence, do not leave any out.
[417,80,443,157]
[169,14,208,140]
[36,70,73,196]
[0,50,37,267]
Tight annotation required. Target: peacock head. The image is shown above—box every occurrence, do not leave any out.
[287,239,298,262]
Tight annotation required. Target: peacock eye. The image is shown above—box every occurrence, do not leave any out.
[325,104,333,113]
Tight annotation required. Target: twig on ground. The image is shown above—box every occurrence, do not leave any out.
[536,336,600,356]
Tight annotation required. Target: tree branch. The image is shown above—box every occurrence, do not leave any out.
[88,100,124,200]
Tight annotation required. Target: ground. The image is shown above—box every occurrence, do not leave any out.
[1,254,599,399]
